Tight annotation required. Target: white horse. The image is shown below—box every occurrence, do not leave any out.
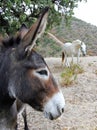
[47,33,86,67]
[62,39,86,67]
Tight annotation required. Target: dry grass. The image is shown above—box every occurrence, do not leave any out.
[61,64,84,86]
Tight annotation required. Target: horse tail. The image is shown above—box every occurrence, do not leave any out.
[62,51,65,66]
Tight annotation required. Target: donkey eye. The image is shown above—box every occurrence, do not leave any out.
[37,70,48,75]
[33,68,49,80]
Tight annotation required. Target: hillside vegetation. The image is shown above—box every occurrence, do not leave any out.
[36,17,97,57]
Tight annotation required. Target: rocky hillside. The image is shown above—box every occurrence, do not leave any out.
[36,17,97,57]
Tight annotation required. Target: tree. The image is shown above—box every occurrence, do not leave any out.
[0,0,87,35]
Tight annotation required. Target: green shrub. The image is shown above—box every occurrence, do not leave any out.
[61,64,84,86]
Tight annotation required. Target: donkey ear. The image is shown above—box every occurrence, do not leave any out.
[19,7,49,53]
[16,24,28,39]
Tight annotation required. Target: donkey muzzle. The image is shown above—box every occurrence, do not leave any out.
[43,91,65,120]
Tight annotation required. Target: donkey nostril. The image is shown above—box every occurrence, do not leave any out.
[62,108,64,113]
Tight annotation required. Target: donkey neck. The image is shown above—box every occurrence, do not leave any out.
[0,101,17,130]
[0,49,16,107]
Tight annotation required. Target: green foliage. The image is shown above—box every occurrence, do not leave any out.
[0,0,86,34]
[61,64,84,86]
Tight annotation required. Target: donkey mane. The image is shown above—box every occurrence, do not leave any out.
[0,35,22,107]
[1,36,21,49]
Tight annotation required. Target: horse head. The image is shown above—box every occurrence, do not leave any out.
[80,42,87,56]
[73,39,87,56]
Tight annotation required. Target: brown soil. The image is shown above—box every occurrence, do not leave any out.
[18,56,97,130]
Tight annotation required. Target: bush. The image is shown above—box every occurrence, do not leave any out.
[61,64,84,86]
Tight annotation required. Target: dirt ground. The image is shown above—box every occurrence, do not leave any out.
[18,56,97,130]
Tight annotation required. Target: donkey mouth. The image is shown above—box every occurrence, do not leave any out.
[44,107,64,120]
[48,108,64,120]
[49,113,58,120]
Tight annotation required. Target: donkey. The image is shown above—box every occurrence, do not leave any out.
[0,7,65,130]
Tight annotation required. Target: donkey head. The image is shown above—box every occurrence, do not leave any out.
[8,7,65,120]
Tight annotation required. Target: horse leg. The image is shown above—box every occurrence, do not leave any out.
[65,55,70,67]
[71,54,74,64]
[77,55,79,64]
[65,54,67,66]
[77,50,80,64]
